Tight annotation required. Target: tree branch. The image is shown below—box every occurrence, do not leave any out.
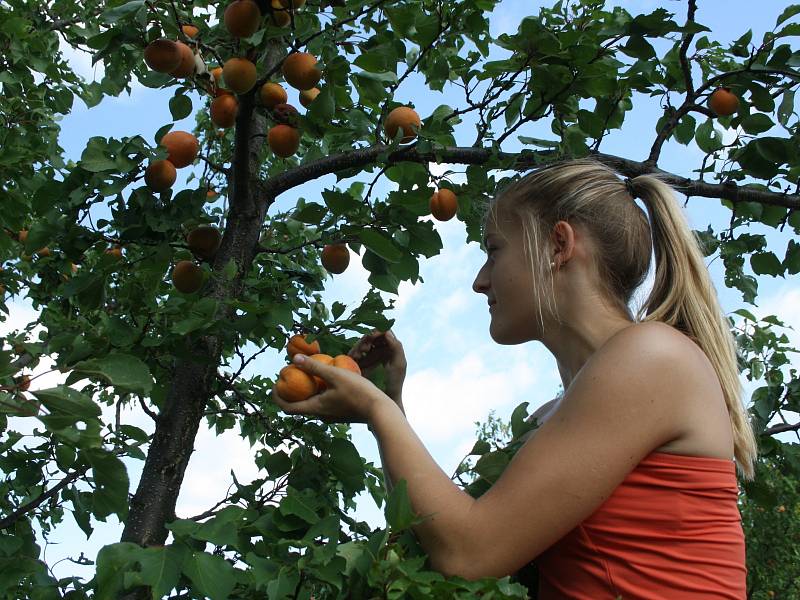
[260,145,800,210]
[764,422,800,436]
[0,466,89,530]
[679,0,698,96]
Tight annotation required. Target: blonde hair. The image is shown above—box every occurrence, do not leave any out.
[483,158,758,481]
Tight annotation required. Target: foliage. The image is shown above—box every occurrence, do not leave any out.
[0,0,799,598]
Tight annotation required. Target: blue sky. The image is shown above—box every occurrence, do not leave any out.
[3,0,799,584]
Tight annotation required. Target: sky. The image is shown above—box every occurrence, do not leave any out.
[2,0,799,585]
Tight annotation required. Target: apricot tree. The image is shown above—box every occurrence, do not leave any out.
[1,0,799,598]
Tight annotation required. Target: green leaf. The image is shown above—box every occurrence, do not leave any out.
[474,450,511,484]
[750,252,783,275]
[183,552,236,600]
[278,487,320,524]
[358,229,402,263]
[169,94,192,121]
[80,137,117,172]
[777,90,795,126]
[674,114,696,145]
[695,119,722,153]
[95,542,141,600]
[740,113,774,135]
[73,353,154,394]
[138,545,188,598]
[33,386,101,421]
[384,479,416,530]
[328,438,364,497]
[87,449,130,520]
[777,5,800,25]
[101,0,145,24]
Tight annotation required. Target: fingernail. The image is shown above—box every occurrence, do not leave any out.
[293,354,306,364]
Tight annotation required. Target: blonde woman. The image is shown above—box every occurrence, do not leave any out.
[272,159,758,599]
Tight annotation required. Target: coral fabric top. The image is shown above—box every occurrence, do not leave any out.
[535,451,746,600]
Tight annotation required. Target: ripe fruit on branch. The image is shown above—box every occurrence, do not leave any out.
[18,230,28,243]
[172,260,203,293]
[211,66,223,82]
[223,57,257,94]
[144,160,177,192]
[321,243,349,274]
[309,354,361,391]
[430,188,458,221]
[16,374,31,392]
[224,0,262,38]
[282,52,321,91]
[211,94,239,128]
[170,41,196,78]
[268,124,301,157]
[182,24,199,38]
[105,246,123,259]
[287,334,321,358]
[144,39,182,73]
[187,226,222,260]
[299,87,320,108]
[207,188,219,199]
[385,106,421,143]
[708,87,739,117]
[275,364,317,402]
[271,102,299,126]
[269,0,292,27]
[260,82,288,109]
[160,131,199,168]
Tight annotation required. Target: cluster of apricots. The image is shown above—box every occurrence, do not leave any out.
[171,225,223,294]
[144,130,200,192]
[275,334,362,402]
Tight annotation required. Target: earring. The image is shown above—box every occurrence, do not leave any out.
[550,261,555,268]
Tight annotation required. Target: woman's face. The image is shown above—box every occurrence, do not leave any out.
[472,211,545,345]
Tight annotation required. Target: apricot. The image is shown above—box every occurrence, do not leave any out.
[308,353,334,390]
[144,159,177,192]
[268,124,301,158]
[287,333,321,358]
[170,41,195,78]
[160,131,199,168]
[105,246,123,259]
[172,260,203,293]
[385,106,421,143]
[275,364,317,402]
[321,243,349,274]
[187,225,222,260]
[271,102,299,126]
[430,188,458,221]
[709,87,739,117]
[299,87,320,108]
[144,39,182,73]
[207,188,219,199]
[282,52,321,91]
[270,6,291,27]
[309,354,361,391]
[16,375,31,392]
[223,57,257,94]
[18,230,28,243]
[211,66,223,81]
[224,0,262,38]
[211,94,239,128]
[260,82,288,109]
[182,24,199,38]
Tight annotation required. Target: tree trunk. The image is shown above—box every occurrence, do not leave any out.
[119,41,282,579]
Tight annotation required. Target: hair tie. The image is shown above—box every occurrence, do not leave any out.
[624,177,638,199]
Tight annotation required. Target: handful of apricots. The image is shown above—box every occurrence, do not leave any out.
[275,334,362,402]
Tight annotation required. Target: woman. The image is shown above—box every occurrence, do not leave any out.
[272,159,758,599]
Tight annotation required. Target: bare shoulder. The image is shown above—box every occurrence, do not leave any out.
[600,320,702,362]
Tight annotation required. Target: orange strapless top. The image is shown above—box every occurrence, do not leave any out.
[535,451,746,599]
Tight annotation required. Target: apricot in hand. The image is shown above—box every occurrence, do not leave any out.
[287,334,321,358]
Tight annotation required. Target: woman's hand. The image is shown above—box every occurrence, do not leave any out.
[348,329,407,407]
[271,354,392,424]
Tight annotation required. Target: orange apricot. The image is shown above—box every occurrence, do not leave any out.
[222,57,257,94]
[282,52,321,91]
[187,226,222,260]
[224,0,262,38]
[105,246,123,259]
[384,106,421,143]
[260,82,288,109]
[275,364,317,402]
[160,131,199,168]
[210,94,239,128]
[287,333,321,358]
[144,39,182,73]
[708,87,739,117]
[144,159,177,192]
[182,24,199,38]
[429,188,458,221]
[308,353,334,390]
[170,41,195,78]
[172,260,203,293]
[299,87,320,108]
[268,124,301,157]
[321,243,349,274]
